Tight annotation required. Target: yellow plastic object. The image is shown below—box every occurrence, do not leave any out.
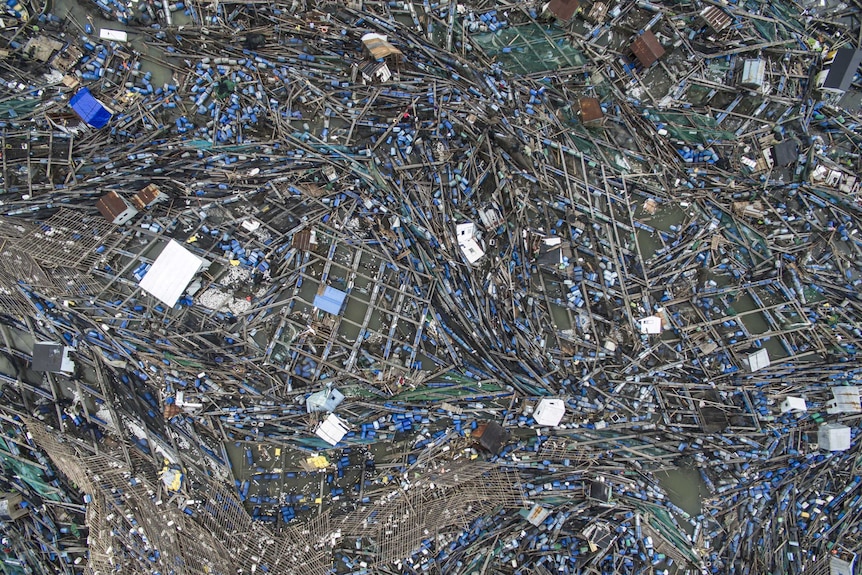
[305,455,330,469]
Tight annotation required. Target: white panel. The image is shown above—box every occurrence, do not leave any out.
[315,414,349,446]
[99,29,128,42]
[139,240,203,308]
[534,398,565,426]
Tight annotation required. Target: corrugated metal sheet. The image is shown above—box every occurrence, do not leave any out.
[313,285,347,315]
[700,6,731,33]
[96,191,135,223]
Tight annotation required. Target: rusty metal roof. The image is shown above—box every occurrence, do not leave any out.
[96,191,131,223]
[700,6,732,33]
[548,0,579,20]
[579,97,604,123]
[132,183,164,210]
[361,33,403,61]
[631,30,665,67]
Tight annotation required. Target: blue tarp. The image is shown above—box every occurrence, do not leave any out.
[313,286,347,315]
[69,88,112,128]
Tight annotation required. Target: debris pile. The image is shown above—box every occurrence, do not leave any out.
[0,0,861,574]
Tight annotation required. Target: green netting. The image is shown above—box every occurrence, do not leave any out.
[393,381,507,401]
[752,19,776,41]
[393,370,507,401]
[630,500,703,565]
[0,555,27,575]
[655,110,717,130]
[713,208,772,263]
[566,131,596,155]
[769,0,805,34]
[472,24,586,74]
[683,85,714,106]
[645,109,737,144]
[0,99,39,119]
[215,79,236,99]
[163,351,204,368]
[338,384,388,399]
[0,437,61,501]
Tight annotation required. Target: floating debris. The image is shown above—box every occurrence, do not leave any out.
[0,0,860,574]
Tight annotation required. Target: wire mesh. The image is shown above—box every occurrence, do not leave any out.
[338,460,524,565]
[26,418,335,575]
[14,208,120,270]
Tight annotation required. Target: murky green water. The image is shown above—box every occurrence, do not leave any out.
[656,466,705,535]
[52,0,178,88]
